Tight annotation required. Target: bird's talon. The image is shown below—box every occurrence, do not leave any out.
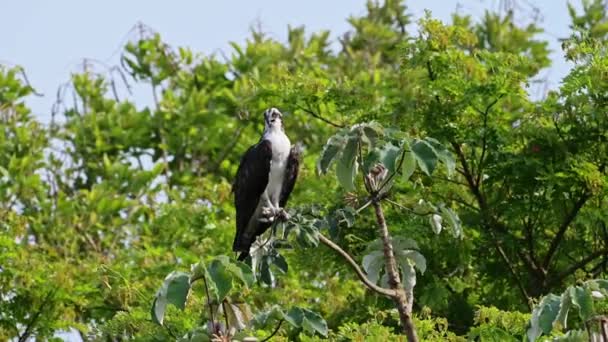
[277,208,290,221]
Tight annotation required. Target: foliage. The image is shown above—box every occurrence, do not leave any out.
[2,0,608,340]
[527,279,608,341]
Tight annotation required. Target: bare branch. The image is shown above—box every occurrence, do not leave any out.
[317,233,397,298]
[475,94,504,186]
[488,230,532,308]
[550,248,608,286]
[542,192,590,270]
[296,105,344,128]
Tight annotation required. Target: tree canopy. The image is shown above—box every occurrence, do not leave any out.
[1,0,608,340]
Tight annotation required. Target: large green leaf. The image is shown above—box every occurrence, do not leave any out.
[411,139,438,176]
[151,271,191,325]
[570,286,594,321]
[527,293,561,341]
[362,250,384,284]
[301,308,329,337]
[282,307,328,337]
[335,136,359,191]
[554,289,571,331]
[359,121,384,147]
[439,205,462,238]
[318,133,347,174]
[377,142,401,173]
[401,149,416,182]
[208,259,233,301]
[336,157,357,191]
[425,137,455,177]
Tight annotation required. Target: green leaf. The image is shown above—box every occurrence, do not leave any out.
[151,296,166,325]
[411,139,438,176]
[425,137,455,177]
[335,136,359,191]
[401,150,416,182]
[260,256,273,285]
[362,250,384,284]
[527,293,561,341]
[377,142,401,173]
[401,250,427,274]
[360,122,383,147]
[439,205,462,238]
[318,133,347,174]
[301,308,329,337]
[341,136,359,166]
[570,286,594,321]
[151,271,191,325]
[214,256,254,288]
[284,306,304,328]
[208,259,233,301]
[554,289,571,331]
[336,156,357,191]
[273,254,288,273]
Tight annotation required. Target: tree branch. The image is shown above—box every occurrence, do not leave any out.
[296,105,344,128]
[475,94,504,186]
[371,198,418,342]
[542,192,590,270]
[18,290,55,342]
[488,230,531,308]
[317,233,396,298]
[550,248,608,286]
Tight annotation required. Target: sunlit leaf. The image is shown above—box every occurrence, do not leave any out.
[411,139,438,175]
[208,259,233,301]
[570,286,593,321]
[151,271,191,325]
[318,133,347,174]
[527,294,561,341]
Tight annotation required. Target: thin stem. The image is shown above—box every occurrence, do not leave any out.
[297,104,344,128]
[200,273,217,334]
[317,233,396,297]
[221,300,229,333]
[261,319,284,342]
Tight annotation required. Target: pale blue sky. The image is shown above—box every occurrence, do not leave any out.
[2,1,578,123]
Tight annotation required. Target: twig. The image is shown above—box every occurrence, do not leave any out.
[296,105,344,128]
[542,192,590,270]
[488,230,532,308]
[475,94,504,186]
[317,233,396,297]
[18,290,55,342]
[550,248,608,286]
[260,319,284,342]
[221,300,229,333]
[200,273,217,334]
[377,145,409,194]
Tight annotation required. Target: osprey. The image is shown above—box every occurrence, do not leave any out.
[232,108,300,261]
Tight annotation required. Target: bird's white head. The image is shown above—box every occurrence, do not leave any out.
[263,107,283,132]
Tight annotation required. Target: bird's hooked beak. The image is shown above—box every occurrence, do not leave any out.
[269,109,282,123]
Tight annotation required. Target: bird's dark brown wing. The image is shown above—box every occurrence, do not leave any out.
[232,140,272,253]
[279,145,301,208]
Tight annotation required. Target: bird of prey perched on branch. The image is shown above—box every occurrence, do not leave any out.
[232,108,300,261]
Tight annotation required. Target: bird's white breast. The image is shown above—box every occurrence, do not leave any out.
[263,130,291,204]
